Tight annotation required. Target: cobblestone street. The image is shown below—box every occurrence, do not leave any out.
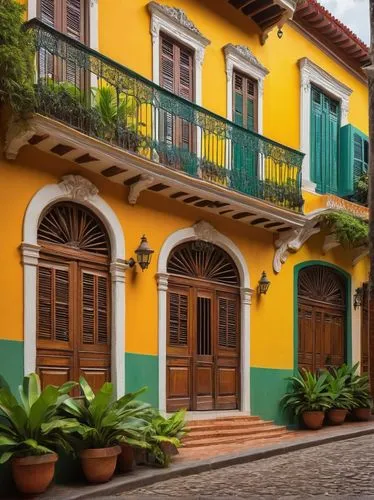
[116,435,374,498]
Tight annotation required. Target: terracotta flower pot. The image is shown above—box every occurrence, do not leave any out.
[327,408,348,425]
[80,446,121,483]
[134,447,147,465]
[353,407,372,421]
[160,441,179,457]
[118,443,135,473]
[11,453,58,494]
[302,411,325,430]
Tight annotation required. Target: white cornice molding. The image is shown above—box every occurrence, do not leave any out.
[298,57,352,191]
[224,44,268,133]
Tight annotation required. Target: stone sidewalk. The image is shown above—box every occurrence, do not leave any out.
[35,420,374,500]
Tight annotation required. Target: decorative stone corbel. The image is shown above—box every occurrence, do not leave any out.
[273,217,320,273]
[193,220,218,243]
[4,120,36,160]
[352,246,369,267]
[128,174,154,205]
[322,233,340,254]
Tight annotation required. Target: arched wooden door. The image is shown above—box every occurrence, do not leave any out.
[36,202,111,393]
[166,241,241,412]
[298,265,346,372]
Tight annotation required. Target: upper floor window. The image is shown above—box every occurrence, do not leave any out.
[310,85,340,194]
[38,0,88,43]
[160,35,194,101]
[233,72,258,132]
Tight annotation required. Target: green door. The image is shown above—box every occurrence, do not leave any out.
[232,72,257,195]
[310,86,340,194]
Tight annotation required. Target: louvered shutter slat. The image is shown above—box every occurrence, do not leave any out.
[40,0,55,26]
[218,297,238,349]
[82,272,95,344]
[66,0,82,41]
[97,275,109,344]
[38,267,53,339]
[55,268,69,342]
[179,48,193,101]
[168,291,188,346]
[161,39,175,92]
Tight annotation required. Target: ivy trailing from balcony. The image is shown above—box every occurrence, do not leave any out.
[0,0,35,117]
[321,211,368,248]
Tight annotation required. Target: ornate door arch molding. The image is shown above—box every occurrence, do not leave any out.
[21,175,126,397]
[157,221,253,412]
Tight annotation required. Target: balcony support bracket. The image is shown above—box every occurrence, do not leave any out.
[322,233,340,254]
[273,214,321,273]
[128,174,155,205]
[5,119,36,160]
[352,246,369,267]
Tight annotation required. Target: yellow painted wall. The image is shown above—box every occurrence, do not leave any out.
[98,0,368,149]
[0,147,369,370]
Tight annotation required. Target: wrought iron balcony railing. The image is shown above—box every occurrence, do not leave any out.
[27,19,304,212]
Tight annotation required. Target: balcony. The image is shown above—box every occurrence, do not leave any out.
[22,19,304,218]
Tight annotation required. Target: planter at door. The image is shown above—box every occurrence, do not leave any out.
[11,453,58,494]
[327,408,348,425]
[302,411,325,430]
[80,446,121,483]
[118,444,135,473]
[353,407,371,421]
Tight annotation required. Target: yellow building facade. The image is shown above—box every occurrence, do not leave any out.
[0,0,370,423]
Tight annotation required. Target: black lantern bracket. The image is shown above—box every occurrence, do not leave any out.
[353,287,364,310]
[125,235,154,272]
[258,271,271,295]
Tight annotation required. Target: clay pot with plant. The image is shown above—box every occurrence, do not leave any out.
[0,373,77,494]
[351,371,373,421]
[281,369,331,430]
[326,367,354,425]
[61,378,150,482]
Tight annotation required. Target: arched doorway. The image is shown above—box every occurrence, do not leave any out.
[298,265,346,372]
[36,201,111,393]
[166,240,241,411]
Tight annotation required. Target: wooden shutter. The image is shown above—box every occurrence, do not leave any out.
[233,72,257,132]
[168,288,189,347]
[218,295,238,349]
[40,0,55,25]
[310,86,340,194]
[81,270,110,346]
[37,263,71,343]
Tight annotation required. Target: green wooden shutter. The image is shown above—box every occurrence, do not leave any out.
[339,125,369,197]
[310,86,340,194]
[233,74,244,127]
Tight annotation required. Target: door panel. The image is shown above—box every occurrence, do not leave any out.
[166,280,240,412]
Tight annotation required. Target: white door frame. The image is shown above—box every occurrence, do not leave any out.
[157,220,253,413]
[21,175,126,398]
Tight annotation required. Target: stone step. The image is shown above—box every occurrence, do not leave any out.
[184,424,287,442]
[187,416,260,427]
[182,429,290,448]
[186,420,276,433]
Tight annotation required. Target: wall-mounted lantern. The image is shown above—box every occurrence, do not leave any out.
[258,271,271,295]
[353,287,364,310]
[277,28,284,39]
[126,235,154,271]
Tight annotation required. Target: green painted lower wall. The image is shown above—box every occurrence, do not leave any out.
[125,352,159,408]
[0,339,23,395]
[250,367,293,425]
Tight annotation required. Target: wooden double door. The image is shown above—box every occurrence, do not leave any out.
[166,277,240,411]
[36,202,111,394]
[298,265,346,372]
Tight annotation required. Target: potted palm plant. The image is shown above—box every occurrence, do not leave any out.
[61,377,149,483]
[144,409,187,467]
[0,373,76,494]
[281,369,331,430]
[326,368,354,425]
[351,373,372,421]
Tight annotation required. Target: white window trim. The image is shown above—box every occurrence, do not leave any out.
[157,220,253,413]
[148,1,210,106]
[28,0,99,50]
[298,57,352,192]
[21,175,126,399]
[224,44,269,135]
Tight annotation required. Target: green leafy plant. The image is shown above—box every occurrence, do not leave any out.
[0,0,35,116]
[144,409,187,466]
[0,373,77,463]
[351,374,372,409]
[60,377,150,450]
[321,211,368,248]
[325,368,354,410]
[281,369,332,416]
[354,171,368,206]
